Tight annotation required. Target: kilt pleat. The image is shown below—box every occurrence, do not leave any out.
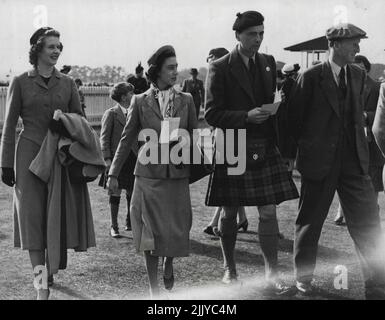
[205,147,299,206]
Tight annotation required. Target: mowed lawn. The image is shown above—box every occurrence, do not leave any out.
[1,173,385,300]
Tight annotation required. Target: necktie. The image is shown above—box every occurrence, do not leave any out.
[338,67,347,98]
[248,58,256,80]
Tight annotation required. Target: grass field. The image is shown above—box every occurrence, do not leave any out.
[1,170,385,300]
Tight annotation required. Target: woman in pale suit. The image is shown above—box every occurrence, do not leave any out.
[0,27,83,299]
[107,45,198,297]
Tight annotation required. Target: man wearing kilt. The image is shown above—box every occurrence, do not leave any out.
[99,82,137,237]
[205,11,298,295]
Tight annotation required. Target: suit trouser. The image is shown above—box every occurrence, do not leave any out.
[294,138,385,286]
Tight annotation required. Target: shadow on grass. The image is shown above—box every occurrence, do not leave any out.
[53,283,91,300]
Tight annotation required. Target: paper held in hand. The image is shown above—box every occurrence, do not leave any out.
[159,117,181,144]
[260,89,282,115]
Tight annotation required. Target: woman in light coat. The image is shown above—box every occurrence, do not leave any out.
[107,45,198,298]
[0,27,84,299]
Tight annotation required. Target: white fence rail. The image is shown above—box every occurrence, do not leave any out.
[0,86,114,131]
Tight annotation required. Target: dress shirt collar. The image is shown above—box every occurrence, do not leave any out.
[329,57,347,85]
[237,44,255,70]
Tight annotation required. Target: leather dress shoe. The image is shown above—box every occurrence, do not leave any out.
[264,279,296,296]
[203,226,215,236]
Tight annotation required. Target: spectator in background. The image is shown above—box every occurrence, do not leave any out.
[277,63,301,175]
[99,82,136,238]
[127,62,150,94]
[334,55,384,225]
[74,78,87,118]
[182,68,205,119]
[60,64,71,75]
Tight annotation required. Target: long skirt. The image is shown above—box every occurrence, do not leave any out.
[130,176,192,257]
[13,137,48,249]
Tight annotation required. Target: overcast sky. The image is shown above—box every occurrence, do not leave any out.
[0,0,384,80]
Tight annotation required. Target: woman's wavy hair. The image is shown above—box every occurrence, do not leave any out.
[146,50,176,84]
[29,29,63,67]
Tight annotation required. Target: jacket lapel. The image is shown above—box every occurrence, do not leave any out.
[28,68,48,90]
[144,88,163,120]
[229,48,256,104]
[256,53,274,102]
[114,105,127,126]
[320,61,341,117]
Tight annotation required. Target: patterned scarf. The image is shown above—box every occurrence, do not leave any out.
[151,83,176,118]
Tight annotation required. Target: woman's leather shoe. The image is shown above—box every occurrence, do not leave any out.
[237,219,248,232]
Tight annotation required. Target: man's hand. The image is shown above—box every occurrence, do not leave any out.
[105,158,112,170]
[1,167,15,187]
[247,107,271,124]
[107,176,119,195]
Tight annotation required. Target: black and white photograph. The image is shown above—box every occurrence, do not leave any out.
[1,0,385,308]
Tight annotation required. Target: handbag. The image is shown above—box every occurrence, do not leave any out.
[189,138,214,184]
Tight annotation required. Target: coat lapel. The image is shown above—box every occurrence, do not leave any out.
[28,68,48,90]
[114,105,127,126]
[320,61,341,117]
[229,48,256,104]
[144,88,163,120]
[256,53,274,102]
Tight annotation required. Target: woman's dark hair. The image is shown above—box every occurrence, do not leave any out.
[75,78,83,86]
[146,50,176,84]
[110,82,134,103]
[29,29,63,67]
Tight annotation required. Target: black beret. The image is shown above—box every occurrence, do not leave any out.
[30,27,53,45]
[147,45,176,68]
[232,11,264,33]
[326,23,367,41]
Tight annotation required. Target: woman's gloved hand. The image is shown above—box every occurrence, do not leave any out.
[49,118,71,138]
[1,167,15,187]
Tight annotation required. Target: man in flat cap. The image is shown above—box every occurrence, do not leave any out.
[288,23,385,299]
[182,68,205,119]
[205,10,298,295]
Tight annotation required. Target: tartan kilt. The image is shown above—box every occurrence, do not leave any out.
[205,146,299,207]
[99,151,137,191]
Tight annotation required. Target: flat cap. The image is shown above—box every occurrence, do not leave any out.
[30,27,53,45]
[147,45,176,67]
[326,23,367,41]
[232,11,264,33]
[207,47,229,61]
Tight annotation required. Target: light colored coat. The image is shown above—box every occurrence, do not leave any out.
[109,88,198,179]
[29,113,104,274]
[0,68,82,168]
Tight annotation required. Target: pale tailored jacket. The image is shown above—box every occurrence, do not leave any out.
[0,68,82,168]
[109,88,198,180]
